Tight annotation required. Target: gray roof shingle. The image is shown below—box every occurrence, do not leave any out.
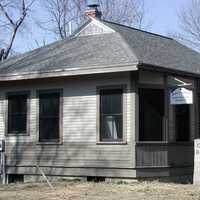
[0,32,137,74]
[102,20,200,74]
[0,18,200,80]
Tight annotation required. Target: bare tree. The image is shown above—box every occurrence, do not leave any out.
[36,0,86,40]
[100,0,147,29]
[38,0,149,40]
[0,0,35,61]
[175,0,200,51]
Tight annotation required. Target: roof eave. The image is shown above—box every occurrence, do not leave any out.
[138,62,200,78]
[0,63,138,82]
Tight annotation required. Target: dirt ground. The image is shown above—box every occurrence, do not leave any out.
[0,180,200,200]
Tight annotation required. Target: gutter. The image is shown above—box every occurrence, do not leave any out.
[137,62,200,78]
[0,62,138,82]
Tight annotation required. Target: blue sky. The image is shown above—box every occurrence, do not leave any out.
[14,0,190,53]
[145,0,188,35]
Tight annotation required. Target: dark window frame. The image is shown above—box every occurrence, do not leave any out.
[174,104,190,142]
[137,71,195,144]
[138,87,165,142]
[137,80,167,143]
[96,85,127,145]
[37,89,63,145]
[169,86,193,143]
[167,76,194,142]
[6,91,30,136]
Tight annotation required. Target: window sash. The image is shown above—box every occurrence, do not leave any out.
[7,94,28,134]
[100,114,123,142]
[39,92,60,143]
[100,89,123,115]
[99,88,123,142]
[39,117,59,142]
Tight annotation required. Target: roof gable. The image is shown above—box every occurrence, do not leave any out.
[76,18,115,36]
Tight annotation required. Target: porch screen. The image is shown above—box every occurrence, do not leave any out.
[39,92,60,142]
[8,93,28,134]
[100,88,123,142]
[175,104,190,141]
[139,88,164,141]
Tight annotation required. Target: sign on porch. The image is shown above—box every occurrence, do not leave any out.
[170,88,193,105]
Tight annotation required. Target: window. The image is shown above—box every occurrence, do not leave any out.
[168,76,193,142]
[175,104,190,141]
[7,92,29,134]
[99,87,124,142]
[38,90,62,143]
[139,88,165,141]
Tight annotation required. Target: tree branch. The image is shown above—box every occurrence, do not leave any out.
[0,3,15,27]
[175,0,200,51]
[0,0,35,60]
[0,48,5,61]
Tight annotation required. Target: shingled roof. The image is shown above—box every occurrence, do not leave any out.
[0,17,200,81]
[102,20,200,74]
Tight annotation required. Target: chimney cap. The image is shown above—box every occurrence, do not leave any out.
[87,0,100,8]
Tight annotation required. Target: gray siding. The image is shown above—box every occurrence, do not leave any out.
[7,166,137,178]
[0,72,135,177]
[0,70,195,178]
[6,142,132,168]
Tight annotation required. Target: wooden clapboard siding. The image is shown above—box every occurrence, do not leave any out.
[136,144,168,167]
[0,72,132,143]
[6,142,132,169]
[0,72,135,175]
[7,166,137,178]
[136,143,194,168]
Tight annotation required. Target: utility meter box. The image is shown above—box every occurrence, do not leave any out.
[0,140,5,152]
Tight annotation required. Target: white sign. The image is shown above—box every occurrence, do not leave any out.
[170,88,193,105]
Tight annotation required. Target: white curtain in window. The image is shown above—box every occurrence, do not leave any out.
[104,116,112,138]
[104,116,118,140]
[113,117,118,140]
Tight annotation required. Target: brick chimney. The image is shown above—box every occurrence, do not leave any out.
[85,0,102,18]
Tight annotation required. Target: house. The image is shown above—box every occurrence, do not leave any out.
[0,2,200,182]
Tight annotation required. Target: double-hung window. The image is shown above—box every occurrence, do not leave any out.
[38,90,62,143]
[7,92,29,135]
[99,86,125,142]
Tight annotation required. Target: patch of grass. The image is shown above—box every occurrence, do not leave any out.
[0,180,200,200]
[115,180,129,185]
